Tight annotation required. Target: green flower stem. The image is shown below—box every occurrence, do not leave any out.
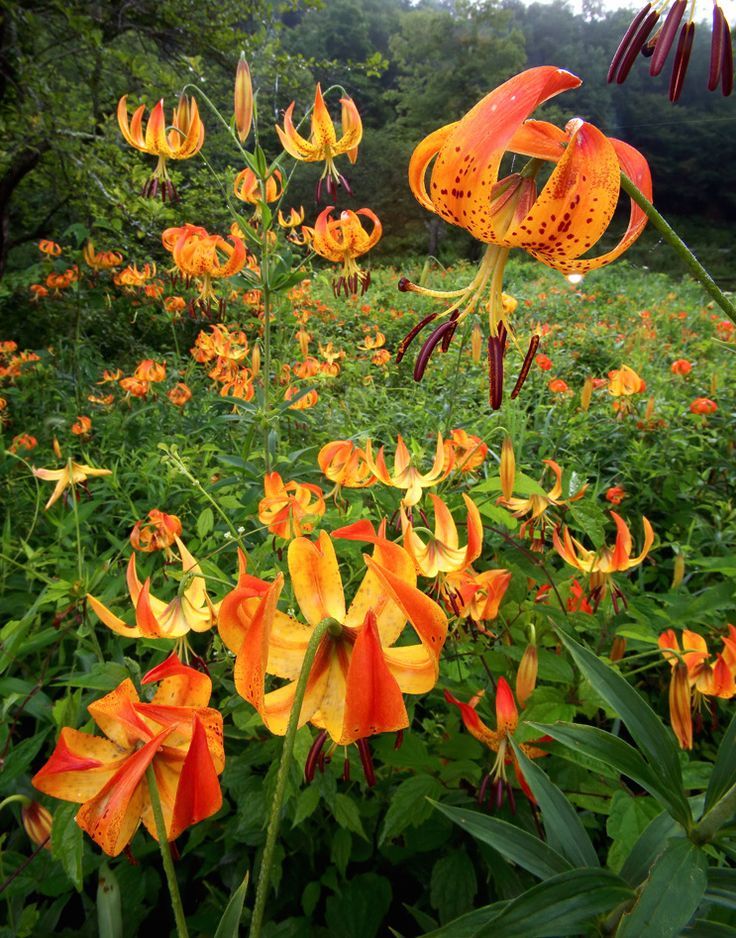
[620,172,736,324]
[249,617,333,938]
[145,765,189,938]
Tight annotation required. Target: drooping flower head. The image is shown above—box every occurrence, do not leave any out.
[83,241,123,271]
[130,509,183,554]
[276,84,363,201]
[258,472,326,540]
[498,458,587,548]
[32,654,224,856]
[117,95,205,200]
[234,168,283,209]
[363,433,453,507]
[398,67,651,409]
[318,439,377,495]
[32,458,112,510]
[162,224,247,312]
[307,206,382,297]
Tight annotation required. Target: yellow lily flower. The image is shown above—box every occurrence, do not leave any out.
[307,206,382,297]
[401,493,483,580]
[276,83,362,200]
[87,537,215,640]
[33,459,111,510]
[364,433,454,508]
[498,458,587,546]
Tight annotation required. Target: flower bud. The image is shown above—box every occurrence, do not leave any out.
[610,636,627,662]
[672,554,685,589]
[251,343,261,377]
[500,435,515,501]
[644,396,655,421]
[21,800,52,849]
[515,643,538,708]
[580,376,593,411]
[234,53,253,144]
[471,323,482,364]
[669,662,692,749]
[710,372,718,396]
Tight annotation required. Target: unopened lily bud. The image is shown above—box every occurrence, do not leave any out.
[52,437,63,459]
[500,435,515,501]
[580,377,593,412]
[516,643,538,708]
[234,53,253,144]
[669,662,692,749]
[251,343,261,377]
[672,554,685,589]
[645,396,655,421]
[610,636,626,662]
[297,328,310,358]
[471,323,482,363]
[21,800,52,849]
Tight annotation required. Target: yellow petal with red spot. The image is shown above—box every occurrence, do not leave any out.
[287,531,346,627]
[32,728,127,802]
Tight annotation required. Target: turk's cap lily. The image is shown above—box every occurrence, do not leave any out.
[32,654,224,856]
[364,433,453,507]
[499,458,588,520]
[117,95,204,160]
[276,83,362,169]
[401,493,483,579]
[658,628,736,699]
[33,460,112,510]
[553,511,655,578]
[87,537,215,639]
[318,439,377,489]
[218,529,447,746]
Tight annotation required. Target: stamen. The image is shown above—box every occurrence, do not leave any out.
[487,334,505,410]
[394,729,404,750]
[441,312,460,352]
[477,772,491,805]
[650,0,686,75]
[339,174,353,196]
[414,321,456,381]
[505,781,517,815]
[305,729,329,782]
[614,8,661,84]
[315,178,324,204]
[342,755,351,782]
[709,5,726,90]
[356,737,376,786]
[123,845,139,866]
[495,777,505,811]
[608,4,656,82]
[510,335,540,400]
[395,313,438,364]
[669,21,695,102]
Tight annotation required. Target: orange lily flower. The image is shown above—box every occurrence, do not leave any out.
[443,429,488,474]
[364,433,453,508]
[168,382,192,407]
[117,94,204,200]
[33,458,112,510]
[39,239,62,256]
[114,263,156,289]
[32,654,224,856]
[553,511,655,610]
[130,509,183,554]
[398,66,651,409]
[258,471,326,539]
[401,493,483,580]
[278,206,305,229]
[275,83,362,200]
[690,397,718,415]
[285,385,319,409]
[218,530,447,779]
[499,458,587,546]
[119,376,149,399]
[234,167,283,206]
[445,679,548,806]
[162,224,247,306]
[444,567,512,627]
[671,359,693,376]
[608,364,646,397]
[658,629,736,748]
[83,241,123,271]
[133,359,166,382]
[71,415,92,436]
[308,206,382,297]
[358,329,386,351]
[87,537,215,642]
[318,439,377,493]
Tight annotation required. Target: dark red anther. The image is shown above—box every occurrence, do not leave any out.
[510,334,540,400]
[149,178,159,199]
[397,277,412,292]
[650,0,686,75]
[123,845,139,866]
[722,20,733,96]
[414,321,456,381]
[356,737,376,786]
[506,781,517,815]
[608,4,655,82]
[669,21,695,102]
[340,174,353,196]
[711,7,734,95]
[342,756,351,782]
[441,312,459,352]
[394,730,404,750]
[315,178,324,204]
[305,729,329,782]
[487,334,505,410]
[615,8,660,84]
[396,313,437,364]
[190,654,211,676]
[477,772,491,806]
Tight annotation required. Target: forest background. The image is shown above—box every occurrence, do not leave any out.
[1,0,734,332]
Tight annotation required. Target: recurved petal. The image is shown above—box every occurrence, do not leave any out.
[287,531,346,627]
[168,715,223,840]
[408,121,459,211]
[337,96,363,162]
[462,494,484,567]
[257,638,332,735]
[144,100,169,156]
[32,727,128,802]
[627,515,655,569]
[230,576,284,712]
[310,83,338,152]
[88,679,150,749]
[507,119,569,160]
[383,644,438,695]
[144,653,213,708]
[276,102,320,161]
[444,689,499,750]
[87,592,141,638]
[431,494,459,550]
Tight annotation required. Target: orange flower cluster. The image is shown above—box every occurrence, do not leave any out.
[130,509,183,553]
[191,324,256,401]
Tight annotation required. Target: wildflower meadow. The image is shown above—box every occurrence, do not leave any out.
[1,1,735,936]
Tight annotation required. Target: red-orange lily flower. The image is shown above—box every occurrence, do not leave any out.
[162,223,247,307]
[499,458,587,546]
[318,439,377,493]
[130,509,183,554]
[445,567,512,628]
[398,66,651,409]
[445,679,548,806]
[659,629,736,748]
[234,167,283,206]
[117,95,204,200]
[308,206,382,297]
[32,654,224,856]
[401,493,483,580]
[219,530,447,779]
[553,511,655,610]
[258,471,326,540]
[275,83,362,200]
[364,433,453,508]
[443,429,488,474]
[87,537,215,642]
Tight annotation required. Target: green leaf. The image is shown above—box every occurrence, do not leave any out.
[706,868,736,911]
[511,742,599,869]
[421,903,509,938]
[51,802,84,891]
[683,922,736,937]
[96,864,122,938]
[379,774,441,845]
[429,800,571,879]
[474,868,633,937]
[331,827,351,877]
[325,873,392,938]
[606,791,662,874]
[616,838,707,938]
[705,709,736,812]
[196,507,214,538]
[333,793,366,840]
[430,850,477,923]
[292,783,321,827]
[556,630,690,826]
[528,722,682,819]
[0,730,49,792]
[619,812,682,887]
[214,871,249,938]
